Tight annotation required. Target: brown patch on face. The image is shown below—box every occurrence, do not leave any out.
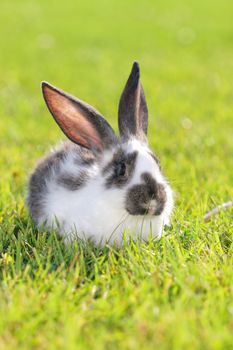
[125,172,167,216]
[103,149,138,188]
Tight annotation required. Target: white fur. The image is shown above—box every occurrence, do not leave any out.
[38,139,174,246]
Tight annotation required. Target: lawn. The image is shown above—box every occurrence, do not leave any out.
[0,0,232,349]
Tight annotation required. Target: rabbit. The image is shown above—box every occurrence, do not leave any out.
[27,62,174,246]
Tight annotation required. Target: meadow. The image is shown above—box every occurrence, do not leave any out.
[0,0,232,349]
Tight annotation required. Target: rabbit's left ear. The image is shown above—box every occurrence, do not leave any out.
[42,82,117,152]
[118,62,148,142]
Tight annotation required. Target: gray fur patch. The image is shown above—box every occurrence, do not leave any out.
[73,146,96,166]
[57,171,89,191]
[103,149,138,188]
[27,148,67,223]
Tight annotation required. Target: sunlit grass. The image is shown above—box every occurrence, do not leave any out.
[0,0,232,349]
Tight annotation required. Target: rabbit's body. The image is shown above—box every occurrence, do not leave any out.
[28,62,174,245]
[29,139,173,244]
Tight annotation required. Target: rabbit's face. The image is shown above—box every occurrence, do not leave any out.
[102,139,172,217]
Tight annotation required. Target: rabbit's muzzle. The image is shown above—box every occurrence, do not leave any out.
[125,172,167,216]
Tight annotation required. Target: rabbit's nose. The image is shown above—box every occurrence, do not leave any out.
[146,199,157,215]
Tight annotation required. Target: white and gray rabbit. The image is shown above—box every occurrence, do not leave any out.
[27,62,174,245]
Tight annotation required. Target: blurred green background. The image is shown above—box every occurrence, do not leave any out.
[0,0,232,196]
[0,0,232,204]
[0,1,232,349]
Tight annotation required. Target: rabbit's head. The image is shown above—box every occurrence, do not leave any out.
[42,62,173,222]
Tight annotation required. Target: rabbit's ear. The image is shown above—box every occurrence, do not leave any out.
[118,62,148,142]
[42,82,117,152]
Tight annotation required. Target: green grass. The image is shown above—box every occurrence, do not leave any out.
[0,0,233,349]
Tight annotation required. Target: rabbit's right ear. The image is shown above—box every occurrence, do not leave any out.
[118,62,148,142]
[42,82,117,152]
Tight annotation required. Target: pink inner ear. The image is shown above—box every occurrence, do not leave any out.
[43,86,103,150]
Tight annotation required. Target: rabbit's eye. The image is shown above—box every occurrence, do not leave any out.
[115,162,126,177]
